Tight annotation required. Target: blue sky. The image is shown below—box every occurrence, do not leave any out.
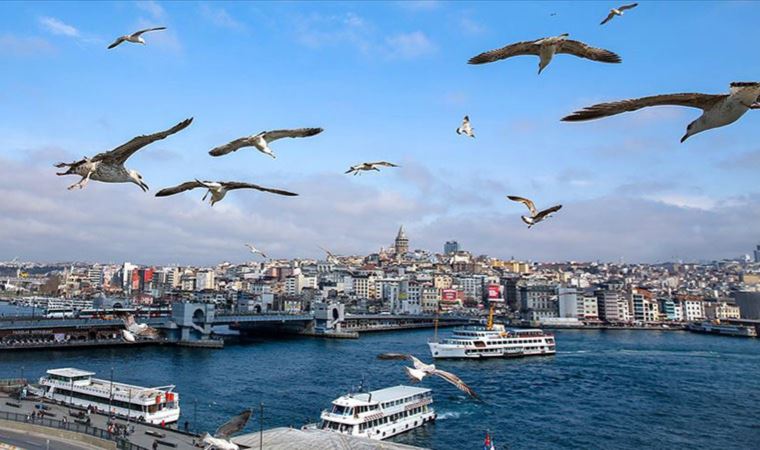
[1,1,759,264]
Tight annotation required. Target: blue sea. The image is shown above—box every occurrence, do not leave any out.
[1,302,759,449]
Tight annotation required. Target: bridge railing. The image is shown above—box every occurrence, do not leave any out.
[0,410,148,450]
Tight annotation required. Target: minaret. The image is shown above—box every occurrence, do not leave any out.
[395,225,409,257]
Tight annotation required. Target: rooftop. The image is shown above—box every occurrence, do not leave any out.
[46,368,95,378]
[338,385,429,406]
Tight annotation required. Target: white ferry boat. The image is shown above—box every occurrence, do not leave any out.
[429,309,556,359]
[39,368,180,425]
[687,321,757,338]
[316,385,435,440]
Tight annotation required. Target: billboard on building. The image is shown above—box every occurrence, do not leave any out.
[488,284,501,299]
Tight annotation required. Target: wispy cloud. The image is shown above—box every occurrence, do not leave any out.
[294,12,371,52]
[199,3,245,31]
[396,0,440,11]
[718,149,760,171]
[136,0,165,21]
[459,16,487,35]
[134,18,181,53]
[0,34,55,56]
[39,17,80,38]
[384,31,436,59]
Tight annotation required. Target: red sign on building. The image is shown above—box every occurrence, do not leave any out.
[487,284,501,299]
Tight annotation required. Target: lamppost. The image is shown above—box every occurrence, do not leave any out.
[108,367,114,415]
[259,402,264,450]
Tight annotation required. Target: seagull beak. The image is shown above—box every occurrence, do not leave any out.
[680,134,689,143]
[140,181,149,192]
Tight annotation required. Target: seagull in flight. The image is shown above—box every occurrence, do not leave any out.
[123,314,161,340]
[600,3,639,25]
[507,196,562,228]
[456,116,475,138]
[54,118,192,191]
[377,353,478,398]
[245,243,268,259]
[468,33,621,74]
[317,245,339,264]
[156,180,298,206]
[107,27,166,49]
[562,82,760,142]
[345,161,399,175]
[201,409,252,450]
[209,128,323,159]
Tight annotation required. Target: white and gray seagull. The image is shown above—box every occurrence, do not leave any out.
[600,3,639,25]
[245,243,268,259]
[201,409,252,450]
[55,118,192,191]
[107,27,167,49]
[562,82,760,142]
[378,353,478,398]
[507,195,562,228]
[156,180,298,206]
[468,33,621,74]
[345,161,399,175]
[209,128,324,159]
[456,115,475,138]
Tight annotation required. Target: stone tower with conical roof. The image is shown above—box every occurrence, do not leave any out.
[395,225,409,257]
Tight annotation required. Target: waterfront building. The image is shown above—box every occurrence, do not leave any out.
[580,293,599,321]
[421,286,439,314]
[444,241,460,255]
[519,284,559,321]
[558,287,580,318]
[658,298,678,321]
[704,301,741,320]
[595,290,630,323]
[754,244,760,263]
[732,291,760,319]
[631,289,659,323]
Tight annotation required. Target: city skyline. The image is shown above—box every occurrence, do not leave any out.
[2,1,760,264]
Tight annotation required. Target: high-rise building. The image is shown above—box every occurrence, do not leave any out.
[444,241,460,255]
[395,226,409,256]
[754,244,760,263]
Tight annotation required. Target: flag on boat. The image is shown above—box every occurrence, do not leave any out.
[484,431,495,450]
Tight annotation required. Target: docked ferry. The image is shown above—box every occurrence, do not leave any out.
[429,309,556,359]
[315,385,435,440]
[39,368,180,425]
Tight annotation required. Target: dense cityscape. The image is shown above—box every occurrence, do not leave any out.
[3,228,760,325]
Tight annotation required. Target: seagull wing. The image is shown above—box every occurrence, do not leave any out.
[220,182,299,196]
[367,161,399,167]
[93,118,193,165]
[215,409,252,439]
[131,27,167,38]
[534,204,562,221]
[618,3,639,11]
[107,36,127,49]
[431,369,478,398]
[468,40,542,65]
[261,128,324,143]
[562,93,728,121]
[600,11,616,25]
[507,196,538,216]
[557,40,621,63]
[154,180,206,197]
[209,136,256,157]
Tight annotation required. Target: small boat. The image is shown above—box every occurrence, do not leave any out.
[311,385,435,440]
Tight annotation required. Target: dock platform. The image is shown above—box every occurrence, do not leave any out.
[233,426,425,449]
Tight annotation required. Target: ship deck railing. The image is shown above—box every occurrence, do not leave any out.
[0,409,148,450]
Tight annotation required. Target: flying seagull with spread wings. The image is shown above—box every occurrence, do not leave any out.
[54,118,192,191]
[156,180,297,206]
[468,33,621,74]
[245,243,268,259]
[377,353,478,398]
[209,128,323,159]
[123,314,161,340]
[201,409,252,450]
[345,161,399,175]
[562,82,760,142]
[600,3,639,25]
[507,196,562,228]
[456,115,475,138]
[108,27,166,49]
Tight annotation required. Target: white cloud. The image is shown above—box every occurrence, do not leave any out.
[646,194,717,211]
[39,17,80,37]
[199,4,245,31]
[459,17,487,35]
[396,1,440,11]
[384,31,436,59]
[136,0,165,21]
